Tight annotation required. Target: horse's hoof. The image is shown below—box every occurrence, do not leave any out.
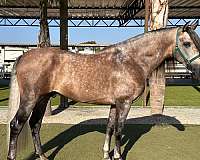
[104,157,112,160]
[40,154,48,160]
[7,156,15,160]
[114,158,123,160]
[103,152,111,159]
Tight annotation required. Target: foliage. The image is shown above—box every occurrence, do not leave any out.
[80,41,97,44]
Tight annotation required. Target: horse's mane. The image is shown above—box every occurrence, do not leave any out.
[99,32,145,52]
[99,27,178,53]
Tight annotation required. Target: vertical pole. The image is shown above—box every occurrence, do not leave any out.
[143,0,150,107]
[144,0,150,33]
[38,0,52,116]
[149,0,168,114]
[60,0,68,49]
[59,0,68,108]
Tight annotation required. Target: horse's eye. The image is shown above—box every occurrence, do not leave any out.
[183,42,191,48]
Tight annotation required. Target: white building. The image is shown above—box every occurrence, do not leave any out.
[0,44,100,78]
[0,46,31,78]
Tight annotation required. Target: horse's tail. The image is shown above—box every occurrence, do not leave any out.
[7,56,31,152]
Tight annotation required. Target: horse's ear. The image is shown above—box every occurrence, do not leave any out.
[190,20,198,30]
[183,21,191,32]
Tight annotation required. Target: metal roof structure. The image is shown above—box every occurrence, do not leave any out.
[0,0,199,27]
[0,0,143,21]
[0,0,200,19]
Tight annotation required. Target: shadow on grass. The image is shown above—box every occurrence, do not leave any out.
[0,97,8,102]
[52,101,77,115]
[26,115,184,160]
[193,86,200,92]
[0,86,9,90]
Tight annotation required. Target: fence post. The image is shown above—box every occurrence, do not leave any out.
[149,0,168,114]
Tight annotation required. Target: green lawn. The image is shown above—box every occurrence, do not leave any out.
[0,85,199,107]
[1,123,200,160]
[0,85,9,107]
[133,86,200,106]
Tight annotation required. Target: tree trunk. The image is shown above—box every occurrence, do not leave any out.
[38,0,51,48]
[59,0,69,108]
[149,0,168,114]
[38,0,52,116]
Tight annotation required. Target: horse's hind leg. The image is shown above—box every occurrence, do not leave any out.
[103,105,116,160]
[114,100,131,160]
[8,97,37,160]
[29,95,50,160]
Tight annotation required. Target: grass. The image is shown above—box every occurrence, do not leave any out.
[0,85,9,107]
[133,86,200,107]
[0,85,199,107]
[1,123,200,160]
[165,86,200,106]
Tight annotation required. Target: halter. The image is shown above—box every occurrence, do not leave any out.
[173,28,200,66]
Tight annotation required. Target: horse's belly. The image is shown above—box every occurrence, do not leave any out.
[71,92,115,104]
[53,86,115,105]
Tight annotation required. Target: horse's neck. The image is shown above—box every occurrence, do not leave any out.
[128,28,177,78]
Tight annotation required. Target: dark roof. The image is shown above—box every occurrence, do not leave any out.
[0,0,199,20]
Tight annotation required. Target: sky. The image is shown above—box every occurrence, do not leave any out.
[0,26,144,45]
[0,25,199,45]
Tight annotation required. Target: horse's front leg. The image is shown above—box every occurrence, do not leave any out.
[103,105,116,160]
[114,100,131,160]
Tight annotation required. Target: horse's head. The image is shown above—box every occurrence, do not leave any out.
[173,21,200,78]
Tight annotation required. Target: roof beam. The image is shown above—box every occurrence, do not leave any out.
[0,18,198,27]
[0,5,143,9]
[1,5,199,10]
[1,15,200,20]
[119,0,145,26]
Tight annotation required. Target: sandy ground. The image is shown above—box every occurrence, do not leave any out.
[1,106,200,125]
